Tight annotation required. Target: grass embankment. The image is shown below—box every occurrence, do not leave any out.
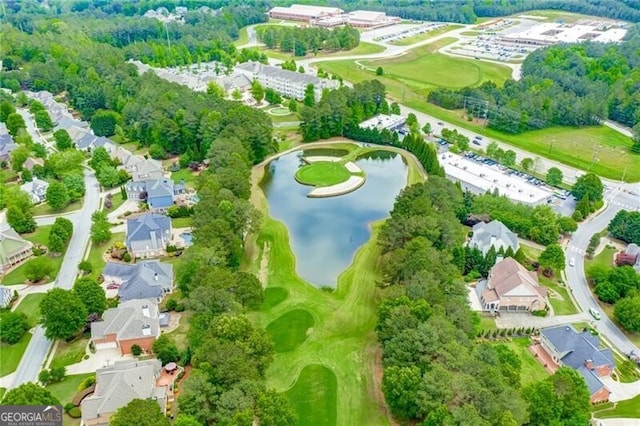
[50,336,89,370]
[33,200,83,216]
[284,364,337,426]
[295,162,352,187]
[593,393,640,418]
[497,338,549,386]
[390,24,463,46]
[46,373,94,405]
[171,217,193,228]
[85,232,125,280]
[170,168,200,188]
[0,334,32,377]
[14,293,45,327]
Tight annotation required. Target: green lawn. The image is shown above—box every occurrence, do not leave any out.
[261,41,385,62]
[165,311,190,352]
[22,225,53,247]
[270,111,299,124]
[261,287,289,310]
[170,168,200,188]
[499,337,549,387]
[539,276,578,315]
[46,373,94,405]
[266,309,315,353]
[295,162,353,187]
[476,314,497,332]
[171,217,193,228]
[234,26,249,46]
[0,333,32,377]
[86,232,125,280]
[0,387,5,401]
[390,24,463,46]
[2,254,64,285]
[33,200,83,216]
[103,192,125,213]
[284,364,337,426]
[50,336,89,370]
[586,246,616,273]
[14,293,45,327]
[593,393,640,418]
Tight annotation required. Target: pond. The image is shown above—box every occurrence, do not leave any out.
[261,148,408,288]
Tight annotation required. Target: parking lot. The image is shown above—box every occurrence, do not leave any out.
[371,22,447,43]
[444,35,536,61]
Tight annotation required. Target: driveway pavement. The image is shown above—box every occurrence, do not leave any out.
[600,376,640,402]
[495,313,589,329]
[65,348,130,375]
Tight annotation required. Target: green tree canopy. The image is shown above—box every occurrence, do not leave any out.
[110,399,170,426]
[90,109,120,137]
[46,181,70,211]
[609,210,640,244]
[40,288,88,340]
[546,167,563,186]
[73,277,107,316]
[614,292,640,332]
[538,243,566,273]
[6,112,26,137]
[571,173,603,205]
[0,382,60,406]
[53,129,74,150]
[0,311,30,344]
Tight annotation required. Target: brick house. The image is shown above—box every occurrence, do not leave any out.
[91,299,160,354]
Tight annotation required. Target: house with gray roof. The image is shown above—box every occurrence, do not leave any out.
[623,243,640,272]
[131,159,164,182]
[20,177,49,204]
[469,220,519,256]
[0,223,33,274]
[235,60,339,101]
[103,260,174,302]
[125,178,186,213]
[110,146,143,173]
[22,156,44,172]
[91,298,160,354]
[540,325,615,403]
[125,213,173,259]
[0,285,15,308]
[0,132,16,163]
[81,359,166,426]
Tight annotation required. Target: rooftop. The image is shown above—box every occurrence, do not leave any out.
[236,61,339,89]
[91,299,160,341]
[103,260,173,301]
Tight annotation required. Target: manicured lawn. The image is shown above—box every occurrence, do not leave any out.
[586,246,616,273]
[86,232,125,280]
[103,192,125,212]
[295,162,352,187]
[261,287,288,310]
[476,314,497,332]
[171,217,193,228]
[0,333,32,377]
[539,276,578,315]
[499,337,549,387]
[261,41,385,61]
[170,168,200,188]
[270,111,299,124]
[165,311,190,352]
[46,373,94,405]
[0,387,5,401]
[234,26,249,46]
[520,243,542,262]
[33,199,83,216]
[50,336,89,370]
[22,225,53,247]
[267,309,315,353]
[14,293,45,327]
[390,24,463,46]
[284,364,337,426]
[593,393,640,418]
[2,254,64,285]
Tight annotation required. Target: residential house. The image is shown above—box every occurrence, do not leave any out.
[475,257,547,312]
[111,146,143,173]
[0,132,16,163]
[20,177,49,204]
[623,243,640,272]
[235,61,340,102]
[539,325,615,403]
[22,157,44,172]
[81,359,167,426]
[125,213,173,259]
[102,260,174,302]
[0,223,34,274]
[91,298,160,354]
[0,286,15,308]
[125,178,186,213]
[75,132,117,153]
[469,220,519,256]
[131,159,164,182]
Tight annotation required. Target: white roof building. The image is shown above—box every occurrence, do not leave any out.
[269,4,344,22]
[359,114,406,132]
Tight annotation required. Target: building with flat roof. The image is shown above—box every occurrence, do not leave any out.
[500,21,627,46]
[346,10,401,28]
[359,114,406,132]
[235,61,339,101]
[269,4,343,22]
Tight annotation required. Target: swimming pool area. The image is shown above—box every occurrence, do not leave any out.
[179,231,193,246]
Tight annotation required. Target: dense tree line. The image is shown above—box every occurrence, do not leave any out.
[429,27,640,134]
[258,25,360,56]
[609,209,640,244]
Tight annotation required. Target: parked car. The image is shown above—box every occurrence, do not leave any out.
[472,140,481,146]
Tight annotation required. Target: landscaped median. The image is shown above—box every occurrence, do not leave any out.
[294,156,366,198]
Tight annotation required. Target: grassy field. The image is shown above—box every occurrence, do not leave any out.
[0,333,32,377]
[22,225,53,247]
[586,246,616,272]
[593,394,640,418]
[0,387,4,401]
[539,276,578,315]
[14,293,45,327]
[171,217,193,228]
[85,232,125,281]
[234,26,249,46]
[2,254,64,285]
[266,309,315,352]
[46,373,94,405]
[284,364,337,426]
[499,337,549,387]
[295,162,352,187]
[50,336,89,370]
[261,41,385,61]
[390,24,463,46]
[33,199,83,216]
[170,168,200,188]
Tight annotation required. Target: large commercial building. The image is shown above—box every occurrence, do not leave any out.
[500,21,627,46]
[269,4,343,22]
[235,61,339,101]
[359,114,406,132]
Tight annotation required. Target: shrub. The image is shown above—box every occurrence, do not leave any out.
[78,260,92,274]
[38,369,51,385]
[68,407,81,418]
[532,309,548,317]
[78,375,96,391]
[174,303,185,312]
[64,403,75,413]
[49,366,66,383]
[165,299,177,311]
[123,252,132,262]
[104,198,113,209]
[131,344,142,356]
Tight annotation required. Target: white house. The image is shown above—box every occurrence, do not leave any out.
[20,177,49,204]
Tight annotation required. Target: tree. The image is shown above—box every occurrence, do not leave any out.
[73,278,107,316]
[0,100,16,122]
[206,81,225,98]
[149,144,166,160]
[6,112,26,137]
[264,88,282,105]
[538,244,565,273]
[10,144,29,172]
[609,210,640,244]
[89,146,112,170]
[298,65,305,74]
[546,167,563,186]
[152,334,180,365]
[25,257,54,283]
[110,399,170,426]
[558,216,577,234]
[231,88,242,101]
[90,109,120,137]
[174,415,202,426]
[632,122,640,154]
[520,157,533,171]
[614,293,640,332]
[91,211,112,244]
[571,173,603,205]
[376,66,384,76]
[288,99,298,113]
[0,311,29,344]
[46,181,70,210]
[502,150,516,166]
[34,110,53,132]
[78,260,93,274]
[303,84,315,107]
[0,382,60,406]
[234,272,264,309]
[256,389,298,426]
[63,174,85,200]
[575,192,591,218]
[421,122,431,135]
[40,288,88,340]
[250,80,265,104]
[53,129,74,150]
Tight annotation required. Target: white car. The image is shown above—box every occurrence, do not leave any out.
[569,258,575,267]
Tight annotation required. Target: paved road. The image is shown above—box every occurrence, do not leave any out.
[10,169,101,388]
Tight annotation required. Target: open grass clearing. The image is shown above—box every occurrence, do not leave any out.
[284,364,337,426]
[261,287,289,310]
[33,199,83,216]
[85,232,125,281]
[539,275,578,315]
[267,309,315,353]
[234,26,249,46]
[389,24,463,45]
[476,314,497,331]
[0,388,5,401]
[514,10,614,23]
[260,41,385,62]
[50,335,89,370]
[2,254,64,285]
[295,162,352,187]
[497,337,549,387]
[0,333,32,377]
[14,293,45,327]
[22,225,53,247]
[46,373,94,406]
[170,168,200,188]
[586,246,616,273]
[165,311,190,352]
[592,393,640,418]
[171,217,193,228]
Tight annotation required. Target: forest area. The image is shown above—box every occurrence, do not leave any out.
[257,25,360,57]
